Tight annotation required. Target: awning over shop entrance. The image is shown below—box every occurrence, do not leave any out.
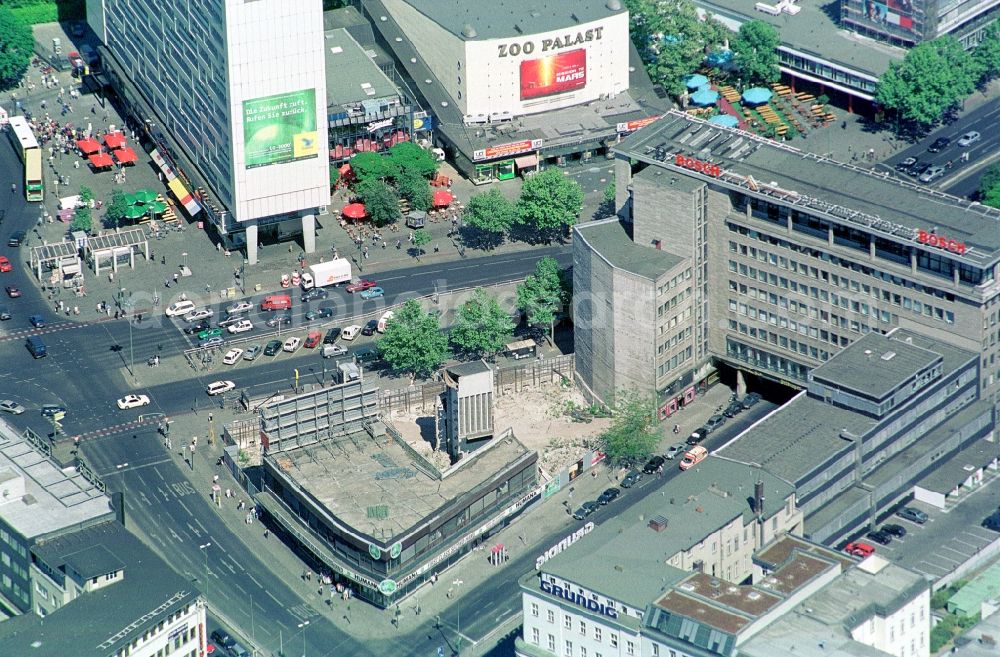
[168,177,203,216]
[514,154,538,169]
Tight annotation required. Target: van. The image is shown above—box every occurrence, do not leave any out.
[679,445,707,471]
[322,344,347,358]
[341,324,361,341]
[228,642,251,657]
[26,336,47,358]
[165,299,196,317]
[376,310,394,333]
[260,294,292,311]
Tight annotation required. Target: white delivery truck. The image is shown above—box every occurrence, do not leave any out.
[301,258,352,289]
[377,310,394,333]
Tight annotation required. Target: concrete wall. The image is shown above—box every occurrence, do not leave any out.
[573,232,616,402]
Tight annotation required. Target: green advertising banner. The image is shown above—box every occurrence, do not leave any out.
[242,89,319,169]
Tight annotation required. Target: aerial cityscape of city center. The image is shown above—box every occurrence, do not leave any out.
[0,0,997,656]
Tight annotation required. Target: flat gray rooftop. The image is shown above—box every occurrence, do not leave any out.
[324,27,400,106]
[696,0,904,80]
[811,332,940,400]
[618,112,1000,267]
[0,423,114,541]
[398,0,626,40]
[576,217,685,280]
[268,428,531,541]
[541,457,794,608]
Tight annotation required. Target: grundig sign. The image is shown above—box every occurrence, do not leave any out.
[674,154,722,177]
[540,579,619,619]
[535,521,594,569]
[917,229,967,255]
[497,27,605,58]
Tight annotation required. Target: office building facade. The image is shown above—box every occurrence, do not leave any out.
[88,0,330,264]
[840,0,999,48]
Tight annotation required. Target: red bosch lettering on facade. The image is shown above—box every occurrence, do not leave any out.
[917,230,967,255]
[674,154,721,177]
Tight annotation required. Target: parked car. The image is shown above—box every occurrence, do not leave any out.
[881,523,907,538]
[866,530,893,545]
[597,487,621,505]
[222,348,244,365]
[210,630,235,651]
[361,319,378,336]
[896,507,928,524]
[572,501,600,520]
[983,511,1000,532]
[341,325,361,341]
[359,286,384,300]
[282,336,302,352]
[355,348,380,364]
[346,279,377,293]
[116,394,151,410]
[845,542,875,558]
[957,130,981,147]
[895,156,918,173]
[0,400,26,414]
[642,455,666,474]
[226,301,254,315]
[243,344,263,361]
[741,392,762,409]
[305,307,335,321]
[304,331,322,349]
[184,319,211,335]
[703,414,726,433]
[323,327,341,344]
[664,443,687,460]
[918,165,946,183]
[620,470,642,488]
[927,136,950,152]
[265,313,292,328]
[206,380,235,396]
[724,399,743,417]
[321,344,348,358]
[687,429,707,446]
[263,340,282,356]
[301,287,329,302]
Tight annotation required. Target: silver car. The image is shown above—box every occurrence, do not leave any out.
[918,165,945,184]
[0,400,26,414]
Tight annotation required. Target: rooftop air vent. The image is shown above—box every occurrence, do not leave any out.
[461,24,477,38]
[648,515,669,532]
[747,591,761,600]
[881,351,896,361]
[607,0,623,9]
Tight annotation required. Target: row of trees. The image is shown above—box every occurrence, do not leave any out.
[375,257,567,378]
[0,7,34,91]
[875,24,1000,131]
[461,169,584,247]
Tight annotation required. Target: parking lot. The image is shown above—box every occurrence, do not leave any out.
[865,473,1000,582]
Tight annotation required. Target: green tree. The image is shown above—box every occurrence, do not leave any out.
[516,256,564,342]
[395,171,432,211]
[731,21,781,87]
[103,190,128,229]
[410,228,431,259]
[516,169,584,240]
[973,22,1000,84]
[0,8,33,91]
[71,205,92,232]
[329,164,341,189]
[599,392,660,465]
[355,179,400,227]
[462,188,517,249]
[349,151,399,185]
[450,289,515,359]
[377,299,449,379]
[388,141,439,179]
[875,36,979,130]
[980,164,1000,209]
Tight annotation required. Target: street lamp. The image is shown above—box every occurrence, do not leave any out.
[453,579,464,654]
[116,462,129,527]
[297,620,309,657]
[119,288,135,381]
[199,542,211,600]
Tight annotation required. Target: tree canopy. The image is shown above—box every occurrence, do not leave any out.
[979,164,1000,210]
[516,169,583,239]
[599,392,660,465]
[395,171,432,211]
[349,151,399,184]
[388,142,439,179]
[103,190,128,229]
[875,36,979,130]
[731,21,781,87]
[0,8,33,91]
[972,22,1000,84]
[462,188,517,249]
[516,256,565,341]
[355,179,400,227]
[450,289,515,359]
[377,300,449,379]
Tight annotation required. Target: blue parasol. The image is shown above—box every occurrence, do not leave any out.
[741,87,774,106]
[684,74,710,90]
[690,88,720,106]
[709,114,740,128]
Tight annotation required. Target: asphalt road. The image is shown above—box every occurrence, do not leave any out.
[880,99,1000,198]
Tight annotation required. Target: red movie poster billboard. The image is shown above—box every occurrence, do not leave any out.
[520,49,587,100]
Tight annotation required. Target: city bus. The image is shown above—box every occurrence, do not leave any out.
[7,116,43,201]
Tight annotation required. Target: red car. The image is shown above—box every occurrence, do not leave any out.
[346,279,377,293]
[5,285,21,298]
[845,542,875,558]
[0,256,11,272]
[304,331,322,349]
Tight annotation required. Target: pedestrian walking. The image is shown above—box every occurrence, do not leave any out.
[165,278,170,288]
[396,239,401,249]
[173,272,179,283]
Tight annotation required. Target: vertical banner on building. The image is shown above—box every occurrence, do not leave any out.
[242,89,319,169]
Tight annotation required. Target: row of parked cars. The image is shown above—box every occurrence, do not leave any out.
[844,506,928,557]
[685,393,761,446]
[572,486,624,521]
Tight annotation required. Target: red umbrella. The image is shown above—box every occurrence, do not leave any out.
[338,163,352,175]
[76,138,101,154]
[432,190,453,207]
[114,147,139,165]
[88,152,114,168]
[103,131,126,150]
[342,203,366,220]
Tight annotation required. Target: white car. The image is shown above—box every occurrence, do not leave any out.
[222,348,244,365]
[116,394,151,410]
[341,324,361,341]
[226,301,254,315]
[164,299,196,317]
[283,336,302,352]
[0,400,26,414]
[206,380,236,396]
[183,308,214,323]
[957,130,981,147]
[227,319,254,334]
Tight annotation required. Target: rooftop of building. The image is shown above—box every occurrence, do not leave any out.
[0,522,201,657]
[265,426,534,543]
[392,0,627,41]
[695,0,904,80]
[616,111,1000,267]
[915,422,999,495]
[32,521,134,578]
[810,332,942,400]
[575,217,686,280]
[754,534,855,574]
[0,424,114,541]
[539,456,795,608]
[323,26,401,108]
[738,555,927,657]
[446,360,492,377]
[949,608,1000,656]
